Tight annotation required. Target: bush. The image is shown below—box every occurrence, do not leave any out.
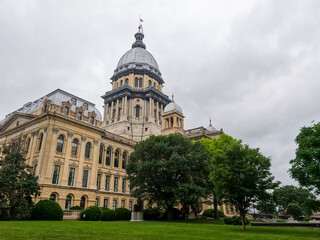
[203,209,225,219]
[143,208,161,220]
[80,206,102,221]
[101,209,118,221]
[276,219,286,223]
[70,206,81,210]
[31,200,63,220]
[287,203,302,219]
[115,208,131,220]
[224,216,249,225]
[162,208,183,220]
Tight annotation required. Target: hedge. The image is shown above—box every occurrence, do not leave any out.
[31,200,63,220]
[115,208,131,220]
[224,216,249,225]
[202,209,225,219]
[143,208,161,220]
[80,206,103,221]
[101,209,118,221]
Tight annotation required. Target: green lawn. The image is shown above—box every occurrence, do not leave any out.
[0,220,319,240]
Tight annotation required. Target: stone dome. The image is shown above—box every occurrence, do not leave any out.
[117,47,159,70]
[207,119,217,132]
[164,101,183,113]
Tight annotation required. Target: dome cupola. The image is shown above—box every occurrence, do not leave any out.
[164,95,183,113]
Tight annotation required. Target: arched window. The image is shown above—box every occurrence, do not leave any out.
[120,80,123,86]
[80,196,86,209]
[99,145,103,164]
[26,138,31,153]
[85,142,91,158]
[71,98,77,105]
[106,147,111,166]
[148,80,151,86]
[38,133,43,151]
[122,152,127,169]
[125,79,128,85]
[114,149,119,168]
[71,139,78,156]
[135,105,140,118]
[139,78,142,87]
[135,78,138,87]
[56,134,64,152]
[65,195,72,209]
[50,193,56,202]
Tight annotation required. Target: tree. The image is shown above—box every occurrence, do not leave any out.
[126,134,209,220]
[290,122,320,194]
[273,185,319,216]
[0,136,40,220]
[286,203,302,219]
[204,134,277,230]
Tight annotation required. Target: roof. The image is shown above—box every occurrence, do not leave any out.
[0,89,102,125]
[164,101,183,113]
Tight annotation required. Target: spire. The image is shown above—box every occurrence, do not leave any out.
[172,94,175,102]
[132,18,146,49]
[209,118,212,127]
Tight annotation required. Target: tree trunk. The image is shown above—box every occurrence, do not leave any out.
[213,191,218,219]
[240,212,246,231]
[167,206,174,220]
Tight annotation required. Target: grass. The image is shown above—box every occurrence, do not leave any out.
[0,220,319,240]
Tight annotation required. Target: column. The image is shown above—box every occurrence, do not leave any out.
[149,97,152,117]
[101,172,106,190]
[61,132,74,186]
[89,139,100,189]
[121,97,125,115]
[156,101,159,124]
[76,136,87,187]
[110,101,114,121]
[124,96,128,118]
[115,99,119,121]
[28,131,38,166]
[38,127,50,182]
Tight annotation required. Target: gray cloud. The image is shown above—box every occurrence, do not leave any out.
[1,0,319,186]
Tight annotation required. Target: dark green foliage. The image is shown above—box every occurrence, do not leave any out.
[203,209,225,219]
[80,206,102,221]
[115,208,131,220]
[101,209,117,221]
[31,200,63,220]
[202,134,277,230]
[224,216,249,226]
[143,208,162,220]
[290,122,320,194]
[127,134,209,220]
[70,206,81,210]
[0,137,40,220]
[273,185,319,216]
[162,208,183,220]
[287,203,302,219]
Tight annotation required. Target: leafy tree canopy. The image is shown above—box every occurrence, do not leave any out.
[290,122,320,193]
[126,134,209,220]
[0,136,40,220]
[203,134,277,230]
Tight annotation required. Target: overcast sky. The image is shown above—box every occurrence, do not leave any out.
[1,0,320,186]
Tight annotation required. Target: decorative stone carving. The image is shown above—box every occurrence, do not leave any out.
[81,136,87,142]
[94,139,99,146]
[54,159,64,165]
[32,158,38,164]
[52,128,59,134]
[69,162,78,167]
[83,164,92,170]
[68,132,74,138]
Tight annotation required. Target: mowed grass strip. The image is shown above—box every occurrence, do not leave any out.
[0,220,319,240]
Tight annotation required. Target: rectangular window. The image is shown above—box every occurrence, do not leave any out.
[113,200,117,210]
[129,201,133,211]
[90,116,95,125]
[33,164,37,175]
[97,174,101,190]
[104,199,108,208]
[68,168,75,186]
[121,200,125,208]
[64,107,69,115]
[95,198,99,207]
[105,176,110,191]
[114,177,118,192]
[77,112,82,120]
[82,170,88,187]
[52,165,60,184]
[122,178,126,193]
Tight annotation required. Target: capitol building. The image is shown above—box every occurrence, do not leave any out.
[0,27,227,214]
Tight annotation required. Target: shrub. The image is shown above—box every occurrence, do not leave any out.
[101,209,118,221]
[70,206,81,210]
[224,216,249,225]
[276,219,286,223]
[162,208,183,220]
[143,208,161,220]
[203,209,225,219]
[31,200,63,220]
[80,206,102,221]
[287,203,302,219]
[115,208,131,220]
